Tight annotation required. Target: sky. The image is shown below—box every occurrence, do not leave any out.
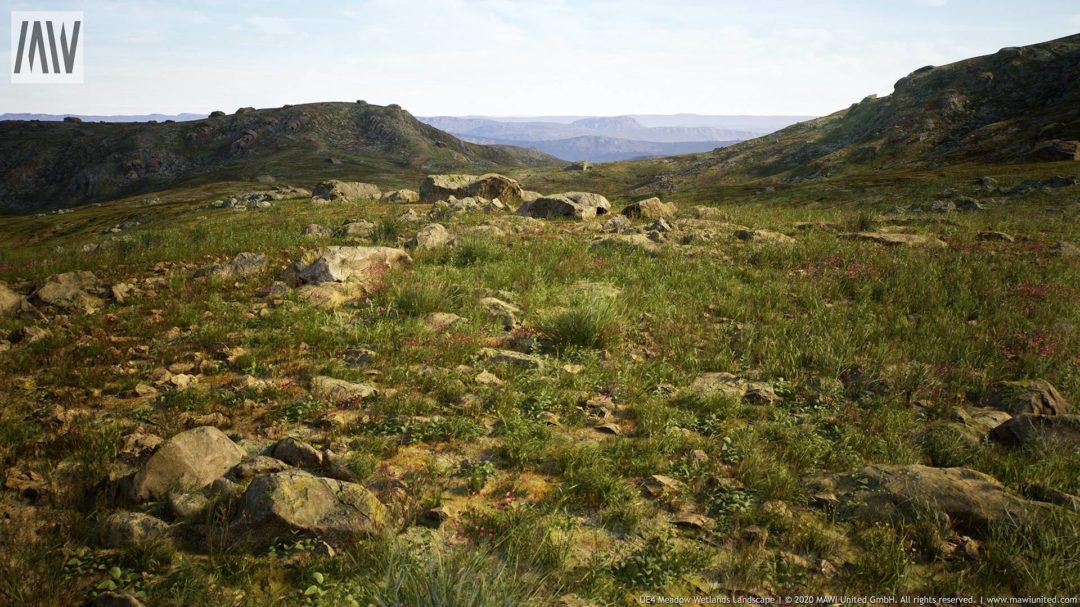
[1,0,1078,117]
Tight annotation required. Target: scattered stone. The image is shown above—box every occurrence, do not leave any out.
[589,233,660,253]
[477,347,544,370]
[334,220,377,239]
[4,467,47,501]
[1050,241,1080,260]
[13,325,48,344]
[475,371,502,386]
[593,423,622,436]
[847,232,948,249]
[132,426,246,501]
[673,512,713,530]
[686,372,779,405]
[602,214,633,233]
[408,223,452,250]
[479,297,521,329]
[167,492,210,521]
[312,375,377,403]
[622,197,678,219]
[986,379,1069,416]
[643,474,683,497]
[229,455,293,481]
[0,283,30,316]
[104,511,170,547]
[426,312,464,331]
[311,180,381,203]
[196,252,267,281]
[989,414,1080,448]
[380,189,420,203]
[272,438,324,468]
[33,271,101,313]
[230,470,387,548]
[301,224,332,238]
[977,231,1014,242]
[733,229,795,244]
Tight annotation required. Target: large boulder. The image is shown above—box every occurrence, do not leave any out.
[292,246,412,285]
[230,470,386,548]
[826,464,1047,536]
[131,426,246,501]
[380,189,420,204]
[33,271,102,313]
[986,379,1069,416]
[989,414,1080,448]
[419,174,522,202]
[518,192,611,220]
[621,197,677,220]
[311,180,382,203]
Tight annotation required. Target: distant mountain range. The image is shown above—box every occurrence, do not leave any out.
[418,114,811,162]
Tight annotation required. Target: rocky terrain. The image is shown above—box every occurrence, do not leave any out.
[1,33,1079,607]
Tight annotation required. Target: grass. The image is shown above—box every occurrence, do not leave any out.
[1,161,1079,604]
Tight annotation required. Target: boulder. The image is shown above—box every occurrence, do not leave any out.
[293,246,412,285]
[828,464,1046,536]
[408,224,452,250]
[334,220,377,239]
[517,192,610,220]
[311,180,382,202]
[479,297,522,329]
[104,511,170,547]
[847,232,948,249]
[33,271,102,313]
[272,438,324,468]
[131,426,246,501]
[230,470,386,548]
[228,455,293,481]
[621,197,677,220]
[0,283,29,316]
[419,174,522,203]
[301,224,332,238]
[520,190,543,203]
[380,189,420,203]
[195,252,267,281]
[312,375,377,402]
[989,414,1080,448]
[167,492,210,521]
[986,379,1069,416]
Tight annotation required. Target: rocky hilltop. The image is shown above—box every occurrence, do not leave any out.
[646,33,1080,187]
[0,102,558,213]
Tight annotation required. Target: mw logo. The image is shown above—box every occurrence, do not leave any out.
[10,11,83,83]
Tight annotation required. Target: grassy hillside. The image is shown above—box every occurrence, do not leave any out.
[0,102,559,213]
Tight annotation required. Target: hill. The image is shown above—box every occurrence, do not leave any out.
[463,134,735,162]
[626,33,1080,190]
[0,102,558,213]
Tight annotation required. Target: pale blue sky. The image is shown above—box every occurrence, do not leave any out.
[1,0,1077,116]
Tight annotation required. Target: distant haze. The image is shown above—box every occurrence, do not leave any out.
[1,1,1078,117]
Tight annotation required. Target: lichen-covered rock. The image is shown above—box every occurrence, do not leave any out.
[621,197,677,219]
[292,246,412,284]
[380,189,420,203]
[230,470,387,548]
[989,414,1080,448]
[104,511,170,547]
[33,271,101,313]
[518,192,611,220]
[986,379,1070,416]
[311,180,381,202]
[195,252,267,280]
[312,376,377,402]
[408,224,452,250]
[419,174,522,202]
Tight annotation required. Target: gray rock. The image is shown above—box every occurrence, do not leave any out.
[272,438,324,468]
[408,224,452,250]
[311,180,381,203]
[517,192,611,220]
[228,455,293,481]
[419,174,522,203]
[196,252,267,281]
[301,224,332,238]
[33,271,101,313]
[131,426,246,501]
[167,492,210,521]
[312,376,377,402]
[104,511,170,547]
[380,189,420,203]
[621,197,678,219]
[990,414,1080,448]
[477,347,544,370]
[479,297,521,330]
